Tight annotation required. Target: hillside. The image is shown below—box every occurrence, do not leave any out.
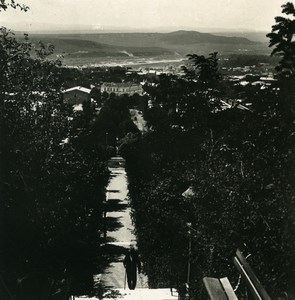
[18,30,269,66]
[212,31,269,43]
[24,36,174,58]
[32,30,258,48]
[159,30,257,45]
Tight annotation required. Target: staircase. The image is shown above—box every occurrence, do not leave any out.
[73,288,177,300]
[72,157,177,300]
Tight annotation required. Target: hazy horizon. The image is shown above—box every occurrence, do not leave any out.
[7,24,270,35]
[1,0,286,34]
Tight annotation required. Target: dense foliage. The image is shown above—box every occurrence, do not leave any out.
[267,2,295,79]
[1,1,294,300]
[0,0,28,11]
[121,5,295,299]
[0,26,110,299]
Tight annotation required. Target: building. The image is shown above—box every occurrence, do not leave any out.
[62,86,91,105]
[101,82,143,96]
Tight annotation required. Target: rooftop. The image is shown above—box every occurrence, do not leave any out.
[62,86,91,94]
[101,82,141,88]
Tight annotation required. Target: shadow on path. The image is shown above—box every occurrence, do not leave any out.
[105,216,125,232]
[106,199,129,212]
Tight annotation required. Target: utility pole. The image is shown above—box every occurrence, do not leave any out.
[182,187,194,286]
[187,222,192,285]
[116,136,119,156]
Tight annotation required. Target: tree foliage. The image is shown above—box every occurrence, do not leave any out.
[122,10,295,298]
[0,20,109,300]
[0,0,28,11]
[267,2,295,79]
[182,52,221,85]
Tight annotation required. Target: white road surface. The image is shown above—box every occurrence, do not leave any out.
[75,158,178,300]
[101,160,148,290]
[75,288,177,300]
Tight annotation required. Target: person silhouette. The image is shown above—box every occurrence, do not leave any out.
[123,246,141,290]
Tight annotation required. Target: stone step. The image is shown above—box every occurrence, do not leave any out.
[73,288,178,300]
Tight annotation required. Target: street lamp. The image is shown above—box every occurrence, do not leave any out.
[182,187,195,287]
[187,222,192,286]
[116,136,119,156]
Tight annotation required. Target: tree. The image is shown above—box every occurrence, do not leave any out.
[267,2,295,79]
[182,52,221,85]
[122,14,295,297]
[143,54,227,132]
[0,8,109,300]
[0,0,28,11]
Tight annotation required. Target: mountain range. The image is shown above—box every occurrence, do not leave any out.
[17,30,270,65]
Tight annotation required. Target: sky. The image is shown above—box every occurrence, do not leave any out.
[0,0,288,32]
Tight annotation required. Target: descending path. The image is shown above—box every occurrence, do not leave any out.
[75,157,177,300]
[74,288,177,300]
[101,157,148,290]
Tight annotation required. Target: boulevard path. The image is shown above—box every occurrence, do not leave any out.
[75,157,176,300]
[101,157,148,289]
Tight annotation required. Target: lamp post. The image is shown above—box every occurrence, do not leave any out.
[182,187,195,287]
[187,222,192,286]
[116,136,119,156]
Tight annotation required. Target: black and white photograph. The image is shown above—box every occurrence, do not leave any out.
[0,0,294,299]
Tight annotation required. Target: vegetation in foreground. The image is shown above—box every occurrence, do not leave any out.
[0,1,294,300]
[121,3,295,299]
[0,2,140,299]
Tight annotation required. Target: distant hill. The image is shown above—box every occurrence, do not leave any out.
[38,30,258,48]
[22,36,174,58]
[159,30,257,45]
[16,30,269,66]
[212,31,269,43]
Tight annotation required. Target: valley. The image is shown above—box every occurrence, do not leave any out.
[16,30,270,67]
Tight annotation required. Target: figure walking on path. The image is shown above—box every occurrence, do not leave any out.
[123,246,141,290]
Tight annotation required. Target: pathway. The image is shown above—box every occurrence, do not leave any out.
[73,288,177,300]
[75,157,177,300]
[101,157,148,289]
